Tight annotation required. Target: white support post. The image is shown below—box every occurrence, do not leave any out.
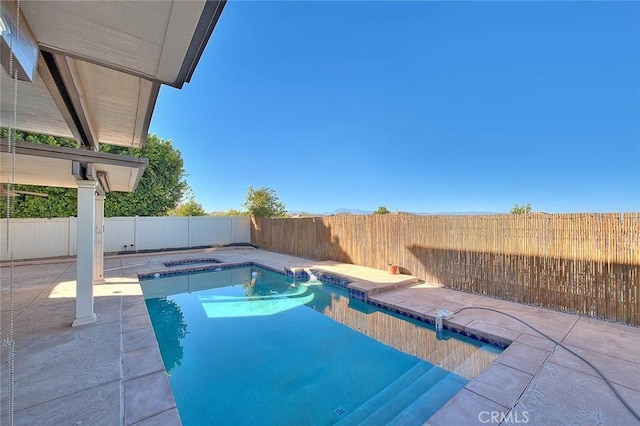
[94,194,105,284]
[73,180,97,327]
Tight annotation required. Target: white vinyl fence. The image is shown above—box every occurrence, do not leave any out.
[1,216,251,260]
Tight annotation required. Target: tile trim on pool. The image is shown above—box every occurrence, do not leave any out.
[138,261,255,280]
[349,288,366,301]
[162,258,222,267]
[284,267,352,288]
[141,262,352,283]
[368,299,509,349]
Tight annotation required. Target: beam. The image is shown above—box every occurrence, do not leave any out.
[39,51,99,150]
[0,0,38,82]
[39,44,157,85]
[0,140,147,192]
[174,0,226,88]
[50,53,99,150]
[135,81,160,150]
[85,163,97,181]
[38,52,88,147]
[71,160,85,180]
[71,162,97,183]
[97,171,110,194]
[0,139,147,170]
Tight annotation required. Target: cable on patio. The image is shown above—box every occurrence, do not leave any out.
[453,306,640,422]
[1,1,21,424]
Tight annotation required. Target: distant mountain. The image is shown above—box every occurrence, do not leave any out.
[288,209,502,217]
[325,208,500,216]
[326,208,373,215]
[418,211,501,216]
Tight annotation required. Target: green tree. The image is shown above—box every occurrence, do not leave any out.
[510,203,532,214]
[242,186,287,218]
[374,206,390,214]
[2,186,78,219]
[0,127,79,148]
[0,132,189,217]
[223,208,249,216]
[102,134,189,217]
[168,199,206,216]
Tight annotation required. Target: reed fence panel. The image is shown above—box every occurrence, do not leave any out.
[252,213,640,325]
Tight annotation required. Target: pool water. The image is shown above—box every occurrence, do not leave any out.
[142,266,501,425]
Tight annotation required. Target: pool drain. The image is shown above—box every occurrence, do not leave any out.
[334,407,347,418]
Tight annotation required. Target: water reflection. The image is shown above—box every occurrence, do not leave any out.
[144,267,500,379]
[241,268,302,298]
[145,297,188,373]
[308,291,500,380]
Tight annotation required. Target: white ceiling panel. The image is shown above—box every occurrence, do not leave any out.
[20,0,166,78]
[19,0,212,85]
[71,59,158,148]
[43,1,174,43]
[0,66,73,139]
[157,0,207,84]
[0,154,72,188]
[1,55,157,148]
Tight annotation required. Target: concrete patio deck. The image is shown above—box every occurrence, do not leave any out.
[1,247,639,425]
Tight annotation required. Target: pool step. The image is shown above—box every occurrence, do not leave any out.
[337,362,450,425]
[336,361,433,425]
[388,373,468,425]
[356,367,451,425]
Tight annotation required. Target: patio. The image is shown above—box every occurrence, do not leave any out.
[1,247,639,425]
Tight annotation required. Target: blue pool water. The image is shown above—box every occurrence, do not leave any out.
[142,266,501,425]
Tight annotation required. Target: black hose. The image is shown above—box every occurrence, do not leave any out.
[453,306,640,422]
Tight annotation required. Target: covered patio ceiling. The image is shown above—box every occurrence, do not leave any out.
[0,0,227,328]
[1,0,225,194]
[1,0,225,150]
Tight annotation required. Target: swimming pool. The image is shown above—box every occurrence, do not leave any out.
[141,265,501,425]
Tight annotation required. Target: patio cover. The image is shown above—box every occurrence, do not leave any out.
[0,0,226,325]
[1,0,225,149]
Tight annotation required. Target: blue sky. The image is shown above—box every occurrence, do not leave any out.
[150,1,640,214]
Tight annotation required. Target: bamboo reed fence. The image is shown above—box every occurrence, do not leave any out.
[252,213,640,325]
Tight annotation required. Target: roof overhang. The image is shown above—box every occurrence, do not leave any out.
[0,140,148,193]
[1,0,226,150]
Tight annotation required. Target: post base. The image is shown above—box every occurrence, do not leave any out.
[72,313,97,327]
